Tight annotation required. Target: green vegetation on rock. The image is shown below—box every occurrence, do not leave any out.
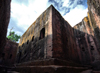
[7,31,21,42]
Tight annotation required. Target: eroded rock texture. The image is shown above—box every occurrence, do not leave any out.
[74,17,100,65]
[87,0,100,51]
[17,6,51,63]
[0,38,18,66]
[0,0,11,57]
[15,0,100,71]
[73,0,100,69]
[17,5,79,63]
[17,3,100,66]
[52,6,78,62]
[13,0,100,72]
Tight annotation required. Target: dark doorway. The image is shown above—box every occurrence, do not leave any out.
[27,40,29,44]
[32,36,34,41]
[9,54,12,59]
[39,28,45,40]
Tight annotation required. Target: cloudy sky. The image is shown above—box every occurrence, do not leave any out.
[7,0,88,37]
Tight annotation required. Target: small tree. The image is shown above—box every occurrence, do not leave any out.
[7,31,21,42]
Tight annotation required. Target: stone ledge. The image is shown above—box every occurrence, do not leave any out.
[16,58,90,67]
[12,65,88,73]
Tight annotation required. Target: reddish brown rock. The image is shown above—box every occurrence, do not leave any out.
[1,0,100,72]
[0,38,18,66]
[87,0,100,51]
[14,1,100,72]
[73,0,100,69]
[0,0,11,57]
[12,65,88,73]
[16,5,79,63]
[73,17,100,65]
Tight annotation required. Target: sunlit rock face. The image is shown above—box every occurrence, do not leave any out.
[16,5,79,63]
[74,17,93,35]
[87,0,100,51]
[0,0,11,57]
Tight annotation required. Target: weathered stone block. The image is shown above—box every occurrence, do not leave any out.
[0,38,18,66]
[16,5,79,63]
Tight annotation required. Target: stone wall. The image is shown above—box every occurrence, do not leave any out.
[52,6,79,62]
[0,38,18,66]
[17,6,51,63]
[74,17,93,35]
[73,16,100,65]
[16,2,100,66]
[17,5,80,63]
[0,0,11,57]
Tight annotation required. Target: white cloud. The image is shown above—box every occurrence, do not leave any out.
[8,0,49,36]
[64,5,88,27]
[63,0,69,7]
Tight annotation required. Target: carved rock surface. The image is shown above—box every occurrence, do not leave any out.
[0,38,18,66]
[17,5,79,63]
[0,0,11,57]
[87,0,100,50]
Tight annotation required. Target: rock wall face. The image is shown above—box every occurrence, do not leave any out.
[17,6,52,63]
[0,38,18,66]
[52,6,79,62]
[87,0,100,51]
[72,0,100,65]
[73,16,100,65]
[17,5,79,63]
[16,2,100,66]
[0,0,11,57]
[74,17,93,35]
